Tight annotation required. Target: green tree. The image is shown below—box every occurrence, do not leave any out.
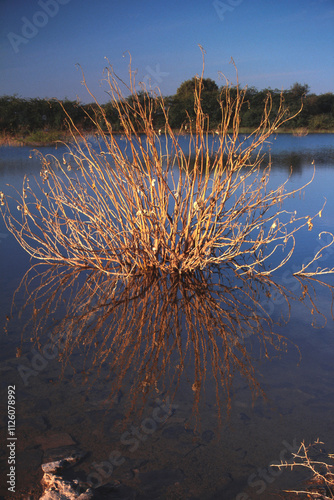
[169,77,219,129]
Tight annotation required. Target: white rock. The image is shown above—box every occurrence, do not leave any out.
[41,461,64,473]
[40,473,94,500]
[41,449,86,473]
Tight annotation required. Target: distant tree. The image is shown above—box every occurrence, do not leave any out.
[241,88,280,128]
[175,77,218,98]
[280,83,310,127]
[103,101,122,132]
[289,82,310,99]
[1,82,333,135]
[169,77,219,128]
[316,93,334,115]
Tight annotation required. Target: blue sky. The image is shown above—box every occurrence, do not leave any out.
[1,0,333,103]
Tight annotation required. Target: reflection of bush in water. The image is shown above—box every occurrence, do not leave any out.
[12,261,333,427]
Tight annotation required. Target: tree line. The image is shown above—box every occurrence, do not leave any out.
[1,79,333,137]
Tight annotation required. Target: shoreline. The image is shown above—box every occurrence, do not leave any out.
[1,128,334,148]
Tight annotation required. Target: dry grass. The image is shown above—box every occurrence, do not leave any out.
[0,131,25,146]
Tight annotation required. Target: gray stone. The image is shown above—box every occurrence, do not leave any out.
[19,415,49,431]
[34,398,52,412]
[42,447,86,469]
[36,432,76,450]
[239,412,251,423]
[138,468,185,493]
[201,429,215,443]
[161,424,194,439]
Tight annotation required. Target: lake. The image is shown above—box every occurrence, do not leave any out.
[0,133,334,499]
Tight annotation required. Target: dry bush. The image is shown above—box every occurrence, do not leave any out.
[1,55,331,279]
[274,439,334,499]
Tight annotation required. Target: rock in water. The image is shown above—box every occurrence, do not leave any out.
[41,448,86,473]
[40,448,92,500]
[40,473,94,500]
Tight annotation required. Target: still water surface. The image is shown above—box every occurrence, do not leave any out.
[0,134,334,499]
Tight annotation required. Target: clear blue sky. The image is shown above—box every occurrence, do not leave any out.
[1,0,333,103]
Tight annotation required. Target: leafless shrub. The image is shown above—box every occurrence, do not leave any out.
[1,54,332,278]
[274,439,334,499]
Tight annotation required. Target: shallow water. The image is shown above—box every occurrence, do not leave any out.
[0,134,333,499]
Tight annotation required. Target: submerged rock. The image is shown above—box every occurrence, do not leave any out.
[40,473,93,499]
[41,448,86,473]
[40,448,91,500]
[36,432,76,450]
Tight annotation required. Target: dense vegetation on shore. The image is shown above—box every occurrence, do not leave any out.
[0,79,333,144]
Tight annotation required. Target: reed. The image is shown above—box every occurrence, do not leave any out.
[0,56,330,278]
